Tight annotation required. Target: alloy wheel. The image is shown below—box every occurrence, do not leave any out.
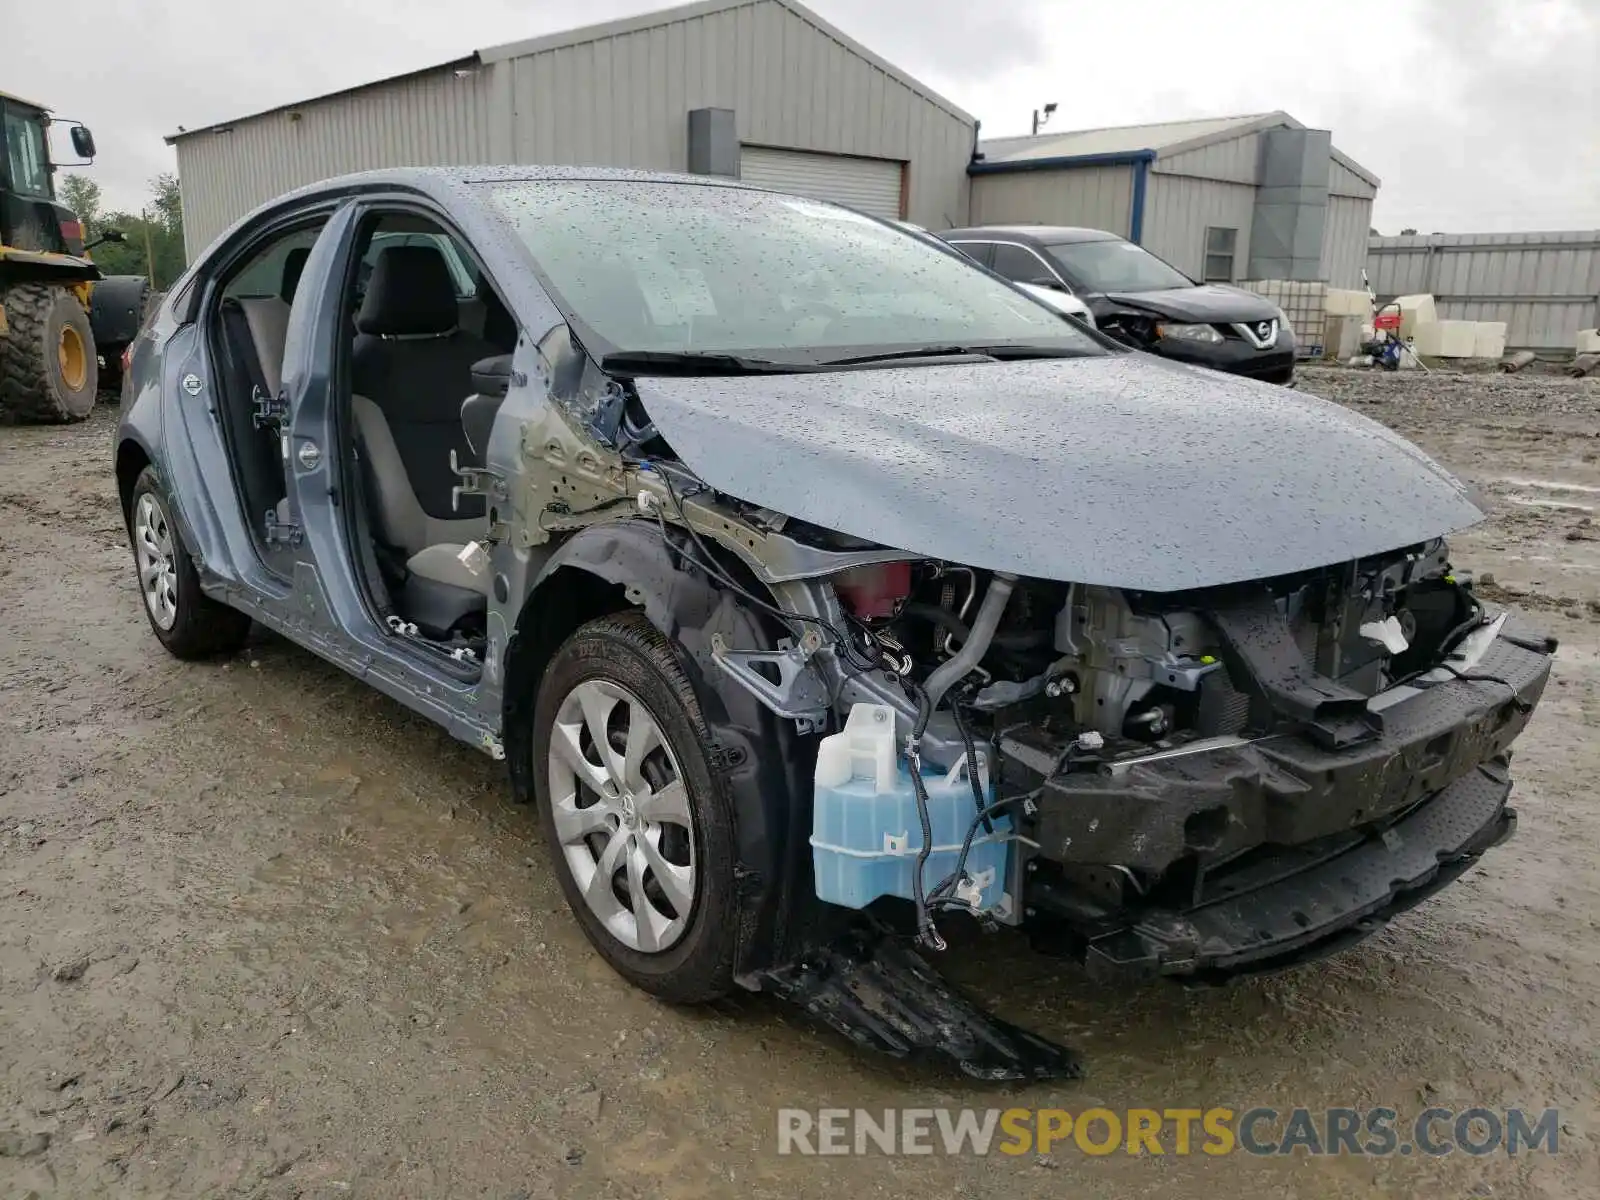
[547,679,696,953]
[134,493,179,630]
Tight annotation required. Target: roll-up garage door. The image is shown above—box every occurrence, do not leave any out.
[738,146,905,218]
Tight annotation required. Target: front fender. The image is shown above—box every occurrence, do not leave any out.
[512,520,822,976]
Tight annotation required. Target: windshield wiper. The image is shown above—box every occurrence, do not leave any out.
[599,350,817,376]
[819,343,1088,367]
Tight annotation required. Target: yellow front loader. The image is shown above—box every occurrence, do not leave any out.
[1,89,149,422]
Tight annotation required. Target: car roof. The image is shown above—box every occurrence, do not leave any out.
[234,164,769,226]
[199,165,815,266]
[941,225,1124,245]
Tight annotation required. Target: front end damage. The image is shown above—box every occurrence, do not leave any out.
[523,353,1554,1081]
[618,465,1556,1078]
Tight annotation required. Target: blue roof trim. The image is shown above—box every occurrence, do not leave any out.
[967,148,1157,175]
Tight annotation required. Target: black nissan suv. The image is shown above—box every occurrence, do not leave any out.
[940,224,1298,384]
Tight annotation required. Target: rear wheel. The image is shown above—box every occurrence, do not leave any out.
[0,283,98,423]
[129,467,252,658]
[531,612,740,1003]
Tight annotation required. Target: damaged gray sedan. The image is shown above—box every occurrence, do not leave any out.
[114,167,1554,1080]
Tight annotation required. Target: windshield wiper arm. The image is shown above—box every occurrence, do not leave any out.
[600,350,817,376]
[820,343,1088,367]
[818,345,994,367]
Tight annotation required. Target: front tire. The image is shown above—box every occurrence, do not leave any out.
[532,612,740,1003]
[0,284,98,423]
[128,467,252,659]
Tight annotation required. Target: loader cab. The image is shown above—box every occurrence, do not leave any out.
[1,94,96,256]
[0,96,75,256]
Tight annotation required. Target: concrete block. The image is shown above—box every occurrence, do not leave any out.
[1326,288,1370,317]
[1325,315,1364,359]
[1396,294,1438,340]
[1577,328,1600,354]
[1442,321,1482,358]
[1473,322,1507,359]
[1411,320,1478,358]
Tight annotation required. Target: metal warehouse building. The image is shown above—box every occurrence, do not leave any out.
[971,113,1380,289]
[168,0,976,258]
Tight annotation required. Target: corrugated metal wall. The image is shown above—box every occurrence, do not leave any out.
[1320,157,1375,288]
[174,0,974,257]
[1366,231,1600,351]
[1141,173,1256,280]
[968,165,1134,236]
[1156,131,1260,185]
[1320,194,1372,288]
[499,1,971,228]
[1150,131,1374,285]
[1328,158,1377,200]
[175,66,497,258]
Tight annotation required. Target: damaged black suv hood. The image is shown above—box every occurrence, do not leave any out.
[1097,283,1282,324]
[631,354,1483,591]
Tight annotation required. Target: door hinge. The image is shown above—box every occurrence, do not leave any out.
[252,385,290,430]
[263,508,303,548]
[449,448,508,511]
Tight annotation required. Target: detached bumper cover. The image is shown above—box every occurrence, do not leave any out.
[1081,758,1515,981]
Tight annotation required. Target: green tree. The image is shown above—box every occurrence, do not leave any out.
[150,172,182,236]
[71,174,187,289]
[58,174,102,230]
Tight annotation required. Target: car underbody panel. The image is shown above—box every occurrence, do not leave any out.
[757,928,1085,1081]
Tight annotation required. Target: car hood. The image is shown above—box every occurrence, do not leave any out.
[632,354,1483,591]
[1096,284,1281,324]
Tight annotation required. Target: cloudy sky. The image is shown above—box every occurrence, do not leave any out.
[4,0,1595,232]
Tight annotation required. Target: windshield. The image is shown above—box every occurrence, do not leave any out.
[1045,238,1193,294]
[479,180,1102,363]
[2,105,52,199]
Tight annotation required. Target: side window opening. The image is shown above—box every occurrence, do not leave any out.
[991,243,1053,286]
[223,226,323,304]
[208,217,331,557]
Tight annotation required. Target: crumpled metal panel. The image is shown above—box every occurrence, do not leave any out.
[633,353,1485,592]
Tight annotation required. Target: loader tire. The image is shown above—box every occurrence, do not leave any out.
[0,283,99,424]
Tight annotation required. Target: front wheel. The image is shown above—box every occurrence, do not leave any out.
[531,612,740,1003]
[128,467,252,659]
[0,283,98,422]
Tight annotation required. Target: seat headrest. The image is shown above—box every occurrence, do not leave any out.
[356,245,460,337]
[280,246,310,303]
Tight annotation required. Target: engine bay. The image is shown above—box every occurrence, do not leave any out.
[781,535,1545,963]
[828,538,1478,755]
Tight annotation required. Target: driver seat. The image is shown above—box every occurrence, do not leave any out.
[349,244,496,636]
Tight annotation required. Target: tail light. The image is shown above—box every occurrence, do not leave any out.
[121,346,133,375]
[59,218,83,243]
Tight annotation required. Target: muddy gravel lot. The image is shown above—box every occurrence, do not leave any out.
[2,365,1598,1198]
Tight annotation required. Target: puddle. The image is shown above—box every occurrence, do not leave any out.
[1496,477,1600,495]
[1506,495,1596,513]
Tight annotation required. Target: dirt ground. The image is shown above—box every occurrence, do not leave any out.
[2,365,1598,1199]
